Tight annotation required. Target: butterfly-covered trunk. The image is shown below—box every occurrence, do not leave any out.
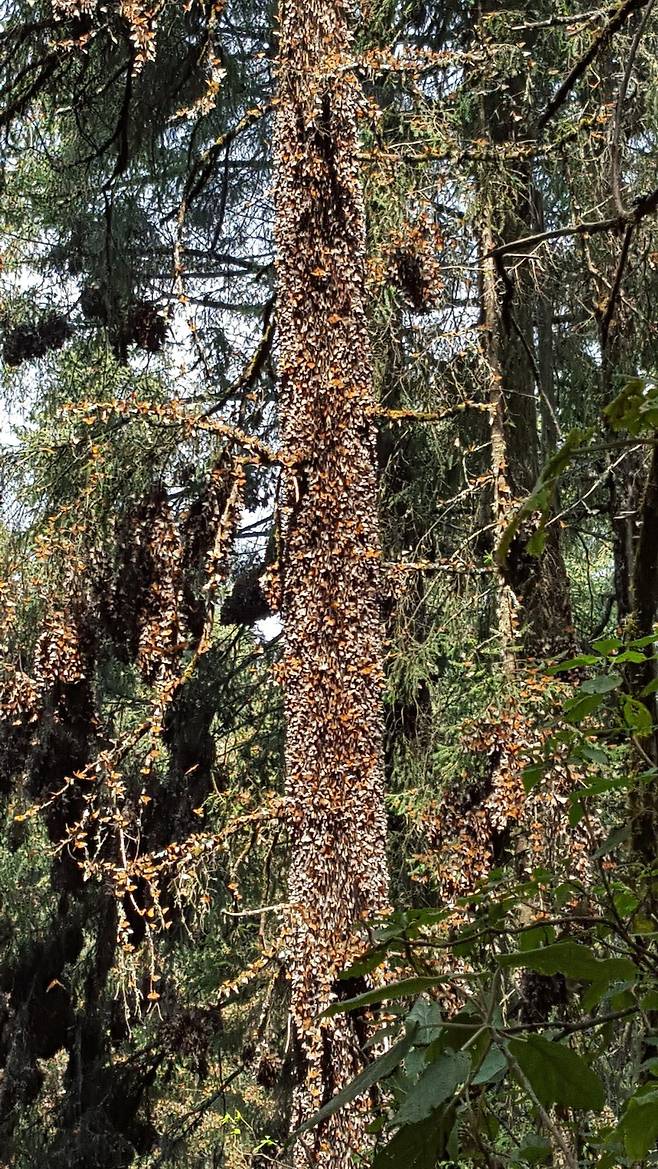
[274,0,390,1162]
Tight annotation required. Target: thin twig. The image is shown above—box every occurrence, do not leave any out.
[370,401,490,424]
[490,182,658,259]
[489,215,623,257]
[222,901,297,918]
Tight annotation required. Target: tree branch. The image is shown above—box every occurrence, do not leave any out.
[489,183,658,258]
[370,401,490,423]
[538,0,653,130]
[600,221,634,349]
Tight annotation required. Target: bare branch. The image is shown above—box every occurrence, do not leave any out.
[489,184,658,257]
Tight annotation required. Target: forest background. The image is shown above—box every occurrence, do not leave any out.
[2,1,658,1167]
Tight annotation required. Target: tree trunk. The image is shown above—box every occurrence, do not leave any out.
[274,1,390,1163]
[602,328,644,625]
[481,204,573,664]
[478,0,573,664]
[627,444,658,871]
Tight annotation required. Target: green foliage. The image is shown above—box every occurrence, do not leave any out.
[294,1028,420,1139]
[604,376,658,435]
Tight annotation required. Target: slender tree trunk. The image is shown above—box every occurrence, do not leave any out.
[462,8,583,976]
[626,444,658,872]
[481,202,573,663]
[481,219,521,677]
[602,325,642,625]
[477,0,573,664]
[533,189,560,462]
[274,1,389,1163]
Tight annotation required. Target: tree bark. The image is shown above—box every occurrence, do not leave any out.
[274,1,390,1163]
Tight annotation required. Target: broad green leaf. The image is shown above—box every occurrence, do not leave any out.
[403,907,453,926]
[594,1154,619,1169]
[581,673,622,695]
[508,1035,605,1111]
[640,1056,658,1078]
[613,888,639,917]
[577,741,610,765]
[623,696,653,735]
[514,1133,552,1165]
[631,913,657,935]
[406,995,443,1033]
[523,763,547,793]
[495,429,592,568]
[615,650,647,664]
[593,825,631,858]
[404,1045,430,1081]
[293,1025,418,1137]
[603,377,654,434]
[563,692,605,724]
[518,923,556,951]
[363,1024,399,1050]
[628,632,658,648]
[616,1087,658,1159]
[472,1044,507,1085]
[365,1115,387,1135]
[340,946,388,979]
[547,655,599,673]
[639,403,658,427]
[582,978,634,1012]
[498,941,635,984]
[395,1051,469,1125]
[373,1111,446,1169]
[592,636,622,655]
[578,774,631,797]
[323,977,454,1017]
[568,796,584,827]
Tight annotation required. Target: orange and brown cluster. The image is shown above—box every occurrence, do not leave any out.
[418,706,592,904]
[134,491,186,686]
[2,313,73,367]
[385,219,443,312]
[0,450,245,928]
